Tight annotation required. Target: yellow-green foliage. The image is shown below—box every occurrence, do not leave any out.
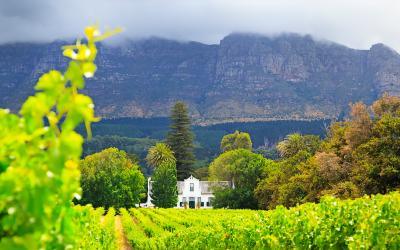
[122,193,400,249]
[74,206,118,250]
[146,143,176,169]
[220,130,253,152]
[0,26,120,249]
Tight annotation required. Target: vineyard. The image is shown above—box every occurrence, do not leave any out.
[76,192,400,249]
[74,206,118,249]
[1,26,400,249]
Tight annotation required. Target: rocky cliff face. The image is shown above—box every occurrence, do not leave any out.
[1,33,400,124]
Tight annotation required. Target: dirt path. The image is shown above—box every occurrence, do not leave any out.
[115,215,133,250]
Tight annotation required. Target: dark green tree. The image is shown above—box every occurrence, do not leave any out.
[166,101,195,180]
[79,148,145,209]
[209,149,275,209]
[151,162,178,208]
[220,130,252,152]
[212,187,258,209]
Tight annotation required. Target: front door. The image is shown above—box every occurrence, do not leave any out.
[189,197,195,208]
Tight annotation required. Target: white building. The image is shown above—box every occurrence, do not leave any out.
[144,175,232,208]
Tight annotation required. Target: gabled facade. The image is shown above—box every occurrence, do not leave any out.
[144,175,231,208]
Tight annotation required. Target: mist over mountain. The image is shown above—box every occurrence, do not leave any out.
[1,33,400,124]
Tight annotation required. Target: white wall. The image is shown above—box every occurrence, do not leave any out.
[146,175,220,209]
[176,176,214,208]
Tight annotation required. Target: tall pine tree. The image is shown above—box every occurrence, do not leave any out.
[166,101,195,180]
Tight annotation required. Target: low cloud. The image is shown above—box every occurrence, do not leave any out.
[0,0,399,51]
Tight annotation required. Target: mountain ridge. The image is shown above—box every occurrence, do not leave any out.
[1,33,400,125]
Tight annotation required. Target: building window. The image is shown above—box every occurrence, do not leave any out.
[190,183,194,191]
[201,202,204,207]
[180,202,183,207]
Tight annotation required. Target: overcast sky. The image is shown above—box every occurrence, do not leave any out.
[1,0,399,51]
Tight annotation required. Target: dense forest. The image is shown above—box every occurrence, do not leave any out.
[81,118,329,174]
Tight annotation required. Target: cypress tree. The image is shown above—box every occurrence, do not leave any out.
[166,101,195,180]
[151,162,178,208]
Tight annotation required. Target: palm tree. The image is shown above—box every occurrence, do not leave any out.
[146,143,176,168]
[276,133,320,158]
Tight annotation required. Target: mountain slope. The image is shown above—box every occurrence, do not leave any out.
[1,33,400,124]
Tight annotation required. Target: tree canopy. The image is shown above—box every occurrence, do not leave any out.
[220,130,252,152]
[209,149,275,209]
[146,143,176,169]
[256,95,400,209]
[79,148,145,209]
[276,133,321,158]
